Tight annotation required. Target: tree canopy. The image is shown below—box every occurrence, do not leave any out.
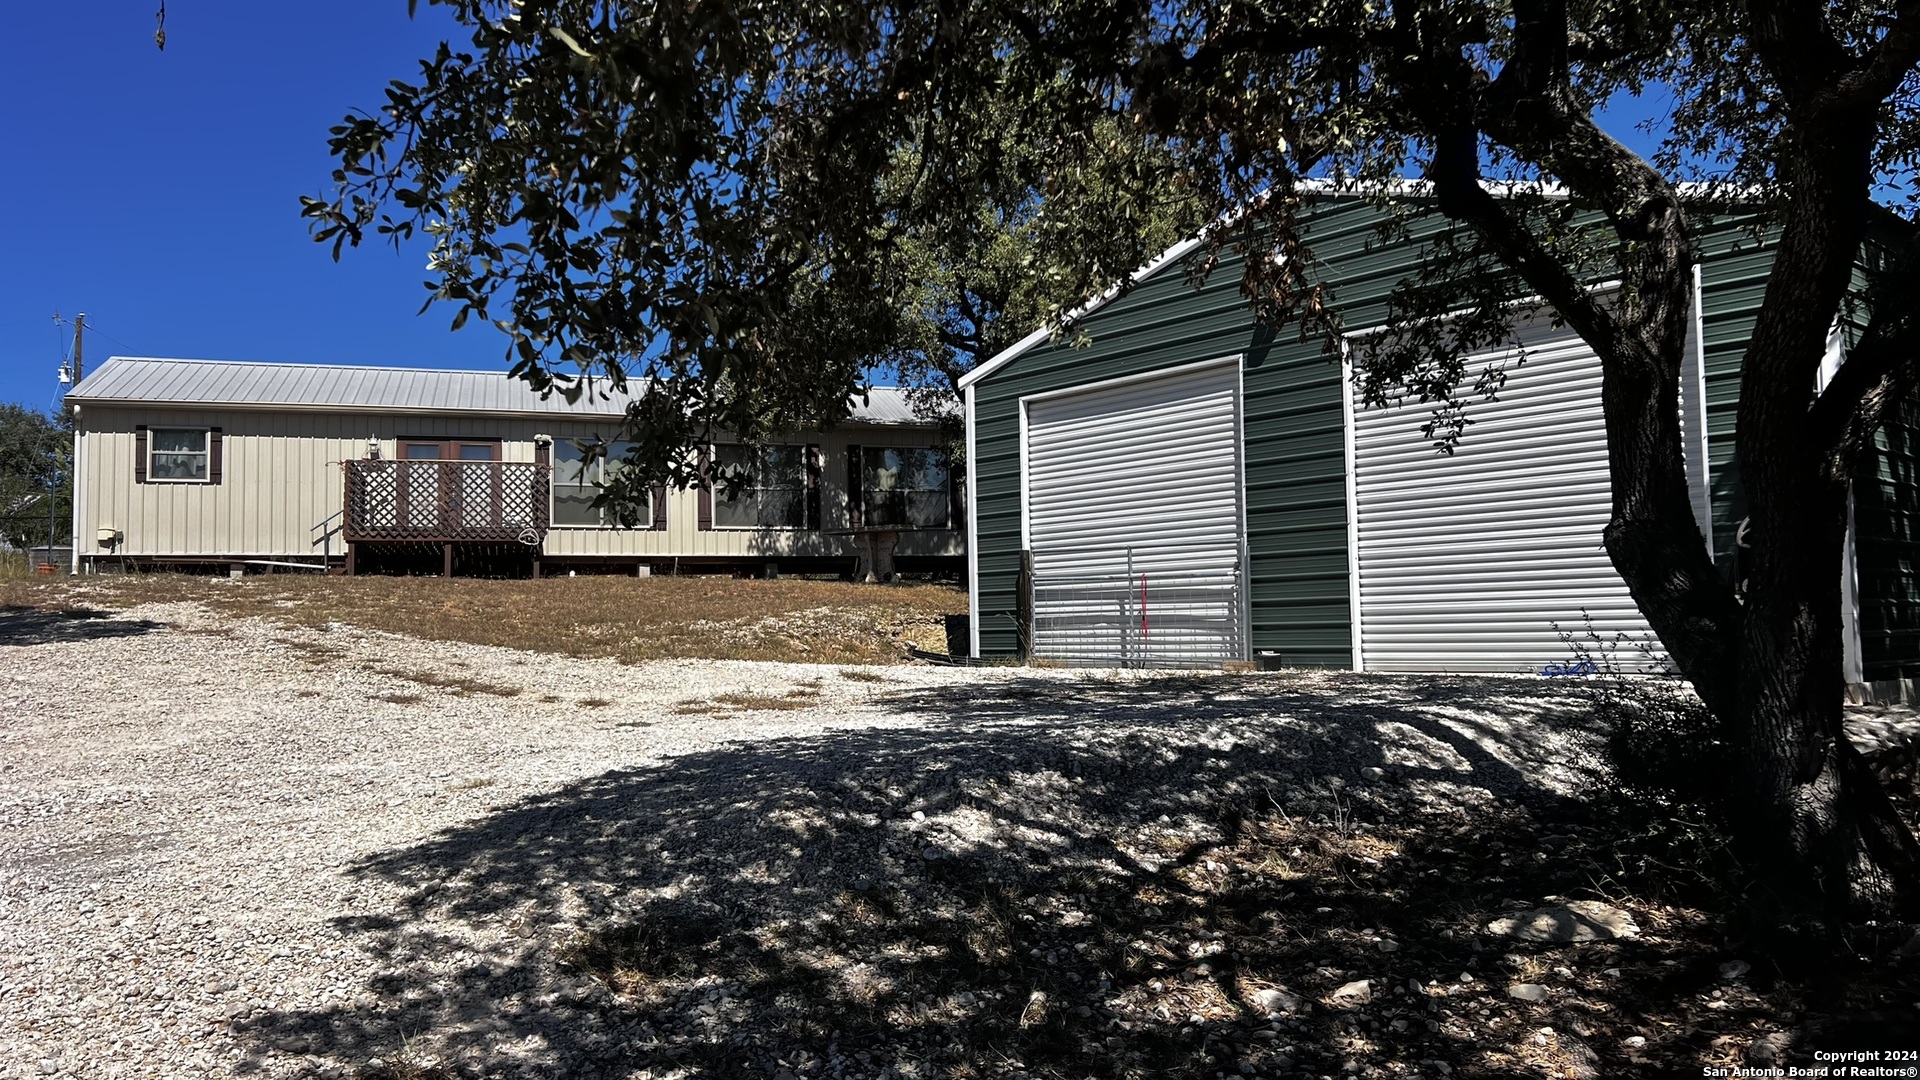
[307,4,1212,467]
[312,0,1920,952]
[0,404,70,551]
[871,109,1202,420]
[307,1,1920,468]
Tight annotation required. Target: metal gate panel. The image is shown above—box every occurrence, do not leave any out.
[1029,559,1243,668]
[1351,320,1668,673]
[1023,361,1247,665]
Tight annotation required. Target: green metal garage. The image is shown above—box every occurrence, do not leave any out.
[961,189,1918,700]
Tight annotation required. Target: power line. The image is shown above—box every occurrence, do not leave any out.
[52,313,147,369]
[74,321,140,354]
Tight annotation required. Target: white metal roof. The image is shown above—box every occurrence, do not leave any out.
[68,356,928,425]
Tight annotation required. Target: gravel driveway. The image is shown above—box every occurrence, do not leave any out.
[4,601,1029,1078]
[0,599,1693,1079]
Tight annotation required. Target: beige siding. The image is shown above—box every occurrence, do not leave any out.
[78,405,410,559]
[75,406,961,562]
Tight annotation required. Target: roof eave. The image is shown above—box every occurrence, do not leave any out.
[66,395,940,428]
[957,231,1212,391]
[64,398,632,421]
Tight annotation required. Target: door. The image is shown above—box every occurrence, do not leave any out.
[1349,319,1668,672]
[1022,360,1247,666]
[397,440,499,533]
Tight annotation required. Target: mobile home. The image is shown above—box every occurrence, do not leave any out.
[67,357,963,579]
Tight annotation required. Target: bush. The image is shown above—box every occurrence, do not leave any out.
[1552,612,1726,803]
[1595,677,1727,805]
[1552,614,1744,901]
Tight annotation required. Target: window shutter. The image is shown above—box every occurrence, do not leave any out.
[805,444,822,531]
[846,444,863,528]
[133,426,148,484]
[696,446,713,531]
[651,484,668,531]
[533,441,552,529]
[208,428,224,485]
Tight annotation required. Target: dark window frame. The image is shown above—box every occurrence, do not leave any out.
[138,426,222,485]
[858,446,953,530]
[709,443,818,530]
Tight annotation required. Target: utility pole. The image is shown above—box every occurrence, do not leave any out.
[46,470,57,572]
[71,313,86,386]
[45,312,86,573]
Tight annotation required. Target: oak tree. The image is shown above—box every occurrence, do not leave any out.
[307,0,1920,953]
[0,404,71,552]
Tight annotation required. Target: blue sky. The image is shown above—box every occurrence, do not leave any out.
[0,2,490,413]
[0,4,1684,416]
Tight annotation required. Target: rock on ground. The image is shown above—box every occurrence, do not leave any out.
[1485,900,1640,944]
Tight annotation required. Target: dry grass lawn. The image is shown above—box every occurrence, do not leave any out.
[0,551,49,582]
[2,572,964,665]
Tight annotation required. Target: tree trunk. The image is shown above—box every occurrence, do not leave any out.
[1388,0,1920,954]
[1704,110,1920,949]
[1713,502,1920,947]
[1727,695,1920,957]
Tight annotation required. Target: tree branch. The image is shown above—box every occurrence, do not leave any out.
[935,323,985,357]
[1384,15,1744,715]
[1485,0,1568,107]
[1746,0,1852,103]
[1833,0,1920,107]
[1425,132,1619,355]
[1150,14,1347,85]
[1809,236,1920,473]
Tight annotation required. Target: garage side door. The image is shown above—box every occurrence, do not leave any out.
[1024,360,1246,665]
[1351,322,1666,673]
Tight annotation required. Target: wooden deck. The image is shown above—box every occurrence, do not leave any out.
[343,460,551,544]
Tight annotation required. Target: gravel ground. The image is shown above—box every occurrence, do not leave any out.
[2,601,1030,1079]
[2,600,1913,1079]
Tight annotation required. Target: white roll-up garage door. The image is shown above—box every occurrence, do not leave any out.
[1024,359,1247,666]
[1350,320,1670,673]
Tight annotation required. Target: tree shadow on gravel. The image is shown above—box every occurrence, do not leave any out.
[0,604,166,646]
[230,673,1915,1080]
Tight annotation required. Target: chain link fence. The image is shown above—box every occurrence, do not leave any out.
[2,507,71,569]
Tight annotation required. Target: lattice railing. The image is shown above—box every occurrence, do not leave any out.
[344,460,551,544]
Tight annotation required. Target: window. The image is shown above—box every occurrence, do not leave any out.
[149,428,210,482]
[861,447,951,529]
[400,439,498,461]
[553,439,650,527]
[712,444,812,529]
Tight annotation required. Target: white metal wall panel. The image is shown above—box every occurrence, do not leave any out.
[1352,320,1668,673]
[1682,266,1714,545]
[1023,361,1247,664]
